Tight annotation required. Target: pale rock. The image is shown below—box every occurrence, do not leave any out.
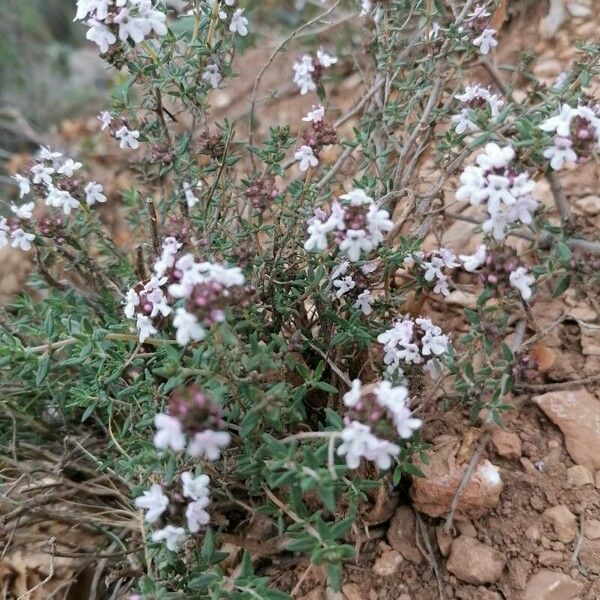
[444,290,477,309]
[538,550,563,566]
[456,520,477,537]
[300,588,324,600]
[579,539,600,571]
[580,328,600,356]
[566,465,594,487]
[584,519,600,540]
[524,570,582,600]
[535,389,600,470]
[574,194,600,215]
[542,505,578,543]
[567,303,596,321]
[567,2,592,17]
[372,550,403,576]
[491,429,522,459]
[535,58,562,78]
[446,536,505,584]
[341,583,364,600]
[525,524,542,543]
[325,588,344,600]
[387,506,422,564]
[410,437,503,520]
[435,526,453,557]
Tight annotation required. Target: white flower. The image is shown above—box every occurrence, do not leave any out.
[85,181,107,206]
[456,165,486,204]
[57,159,83,177]
[153,413,186,452]
[486,174,516,214]
[12,174,31,198]
[433,274,450,296]
[229,8,248,36]
[337,421,400,470]
[294,145,318,171]
[452,108,478,134]
[182,182,201,209]
[115,126,140,150]
[86,19,117,53]
[467,4,491,20]
[202,63,222,89]
[459,244,487,272]
[293,55,315,95]
[438,247,458,268]
[339,229,373,262]
[98,111,113,130]
[476,143,515,171]
[333,275,355,298]
[0,219,8,249]
[45,186,80,215]
[330,261,349,281]
[136,313,157,342]
[134,484,169,523]
[38,146,63,163]
[509,267,535,301]
[10,229,35,251]
[302,105,325,123]
[473,28,497,55]
[539,104,575,138]
[151,525,186,551]
[316,49,337,67]
[186,498,211,533]
[340,189,373,206]
[421,328,449,356]
[11,202,34,220]
[31,164,54,186]
[304,220,330,253]
[374,381,422,439]
[154,237,181,277]
[173,308,206,346]
[181,472,210,501]
[543,136,577,170]
[354,289,374,315]
[187,429,231,460]
[365,205,393,245]
[482,209,510,241]
[343,379,362,408]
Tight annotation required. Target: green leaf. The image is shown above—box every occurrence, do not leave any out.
[36,355,51,386]
[326,562,343,591]
[552,274,570,297]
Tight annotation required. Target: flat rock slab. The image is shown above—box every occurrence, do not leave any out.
[534,389,600,470]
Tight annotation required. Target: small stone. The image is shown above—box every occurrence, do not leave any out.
[525,571,582,600]
[372,550,403,576]
[542,505,578,543]
[435,526,453,557]
[566,465,594,487]
[525,525,541,543]
[491,429,522,459]
[538,550,563,566]
[341,584,364,600]
[535,390,600,470]
[410,437,503,520]
[446,536,505,584]
[584,519,600,540]
[581,329,600,356]
[456,520,477,537]
[387,506,422,564]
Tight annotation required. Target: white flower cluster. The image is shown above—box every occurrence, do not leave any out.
[294,105,324,172]
[337,379,421,470]
[452,84,504,134]
[292,49,337,95]
[509,266,535,301]
[330,260,376,315]
[377,316,449,376]
[124,237,245,345]
[98,112,141,150]
[134,472,212,552]
[456,143,538,241]
[4,147,106,252]
[304,189,393,262]
[405,247,459,297]
[465,5,497,55]
[204,0,248,36]
[539,103,600,170]
[75,0,168,54]
[154,413,231,460]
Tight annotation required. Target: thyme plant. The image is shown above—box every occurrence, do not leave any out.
[2,1,599,597]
